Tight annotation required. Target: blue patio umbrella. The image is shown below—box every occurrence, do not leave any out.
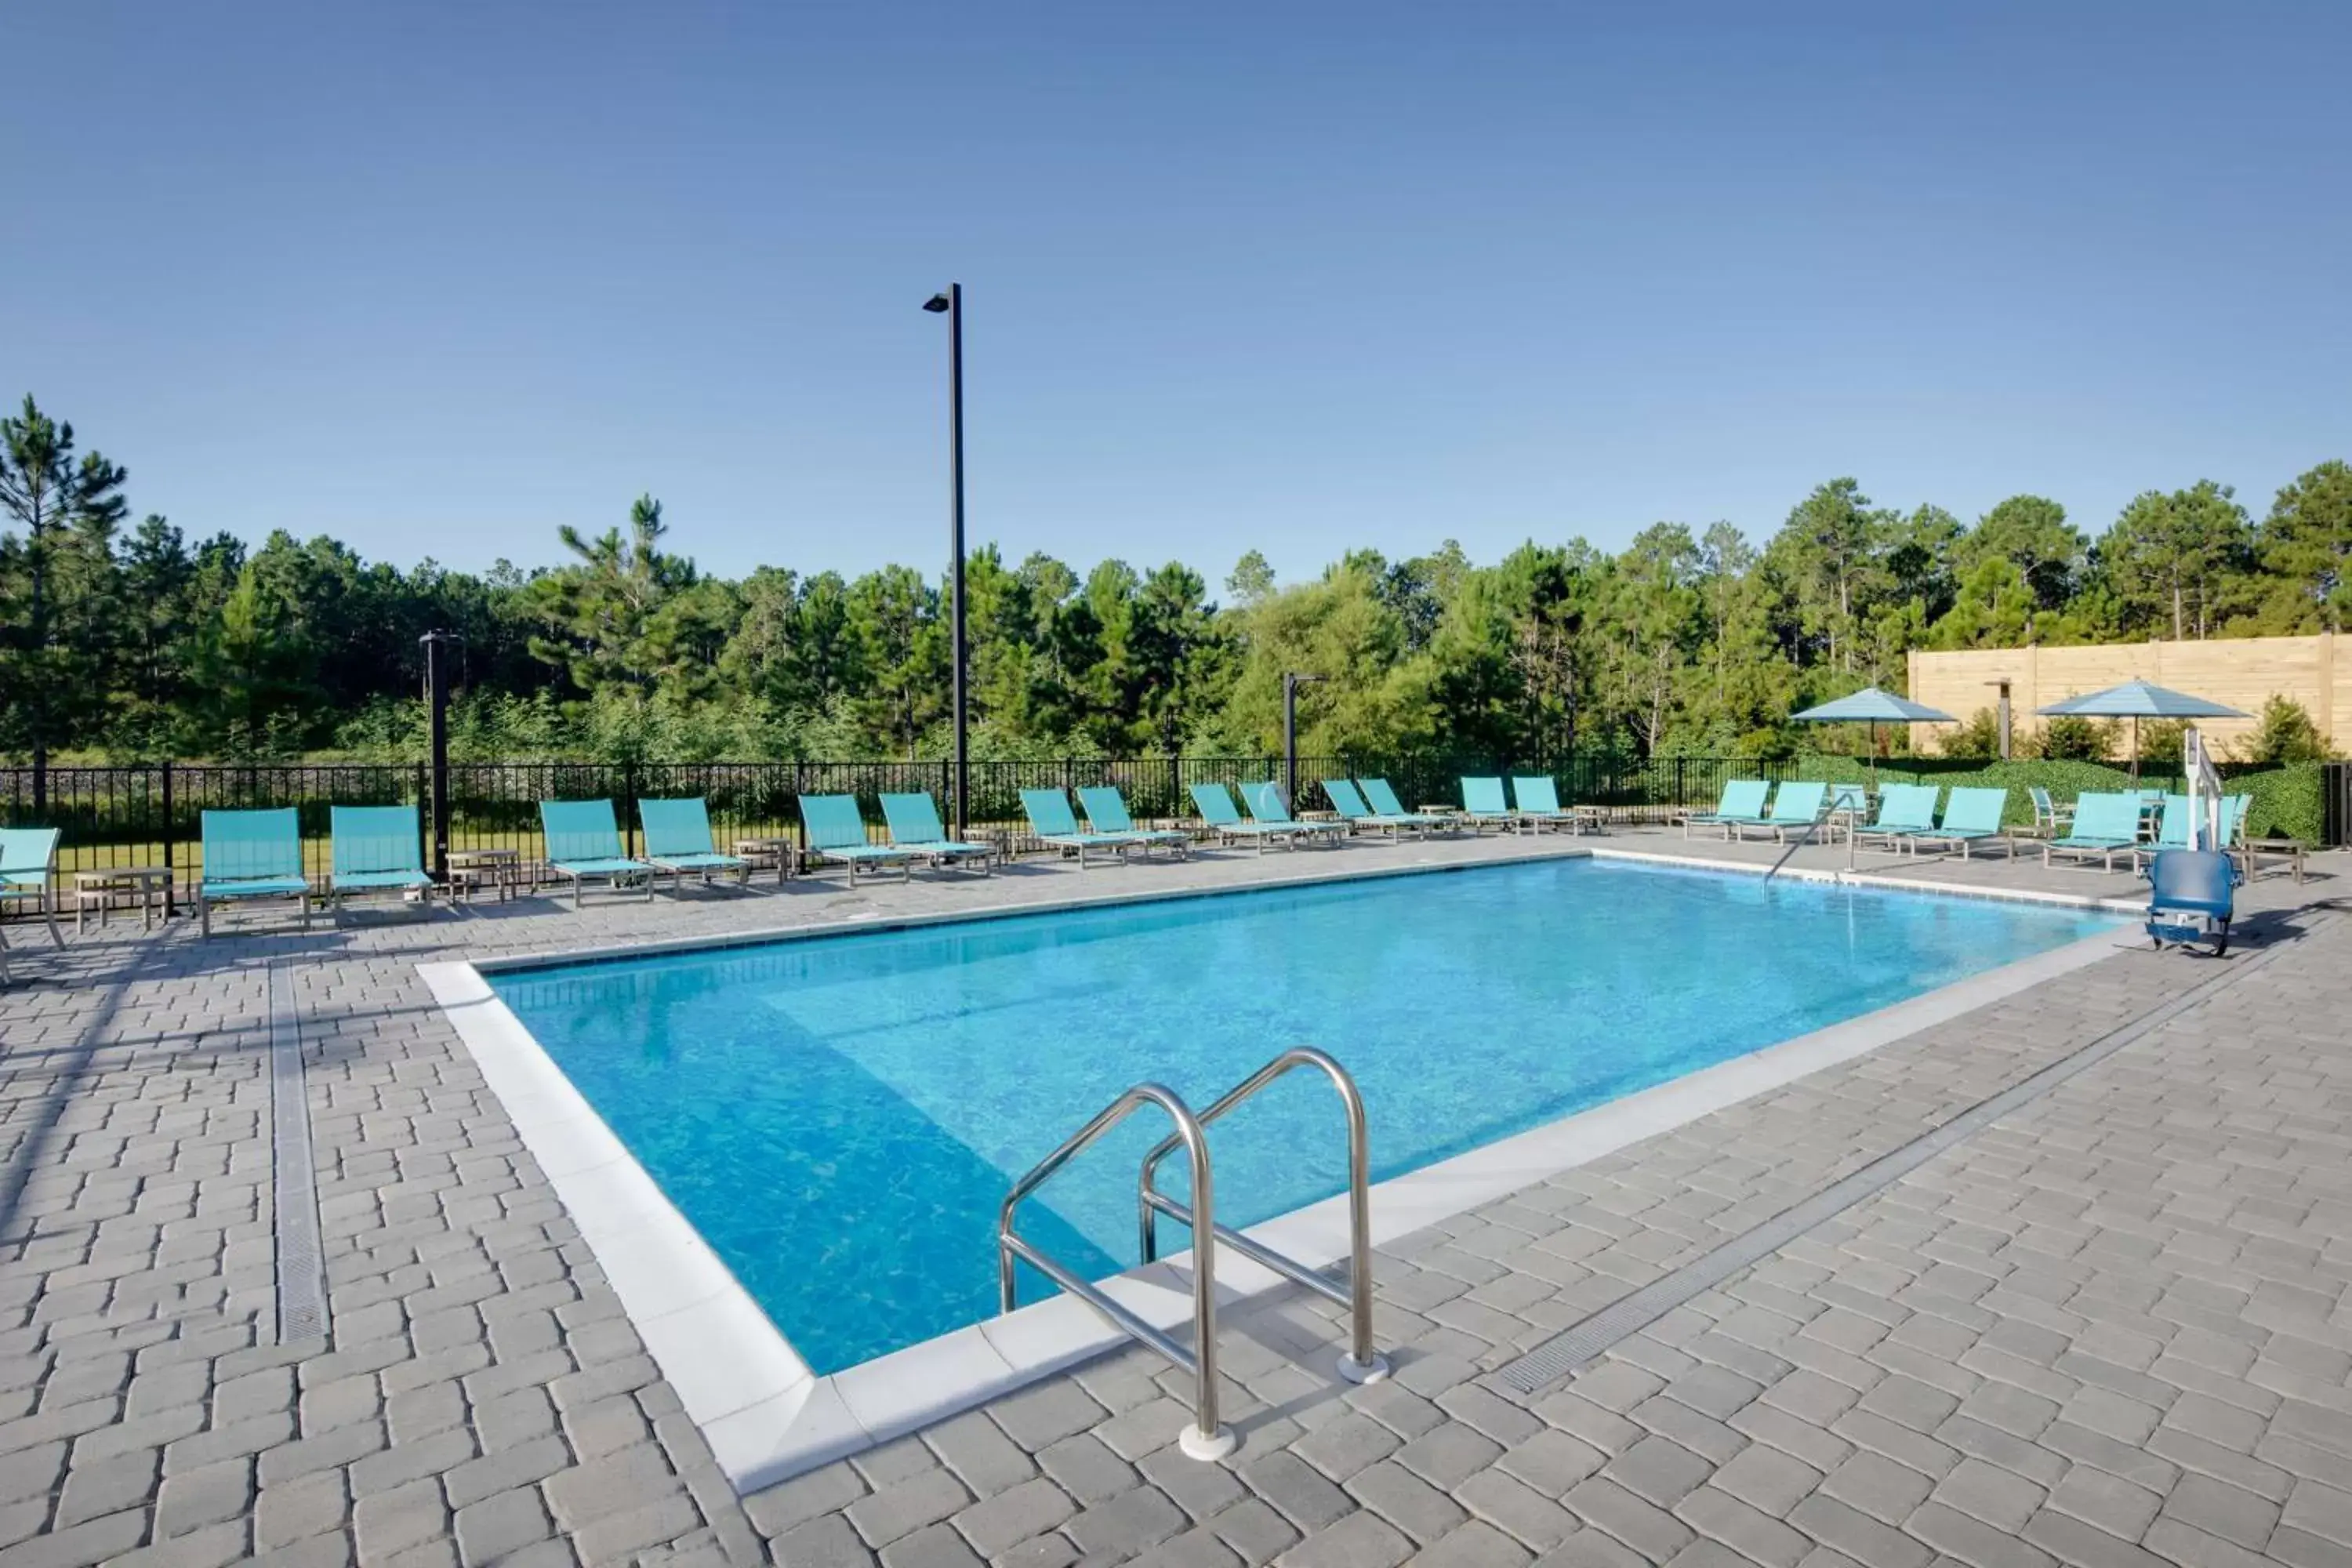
[2034,679,2246,778]
[1790,687,1957,789]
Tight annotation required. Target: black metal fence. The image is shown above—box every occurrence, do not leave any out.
[4,753,2332,891]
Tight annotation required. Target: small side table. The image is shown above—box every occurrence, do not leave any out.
[448,848,521,903]
[2241,837,2307,884]
[734,837,797,885]
[1570,805,1610,835]
[74,866,171,933]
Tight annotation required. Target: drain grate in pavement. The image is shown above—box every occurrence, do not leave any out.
[1492,922,2317,1397]
[269,961,332,1345]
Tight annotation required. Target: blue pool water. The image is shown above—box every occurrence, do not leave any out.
[490,860,2115,1373]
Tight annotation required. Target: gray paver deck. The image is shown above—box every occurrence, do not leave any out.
[0,826,2343,1566]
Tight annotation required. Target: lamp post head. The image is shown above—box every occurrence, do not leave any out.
[922,292,952,314]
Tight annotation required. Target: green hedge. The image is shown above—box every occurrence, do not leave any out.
[1776,756,2325,838]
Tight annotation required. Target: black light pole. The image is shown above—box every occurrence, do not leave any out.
[419,630,456,882]
[1283,673,1326,807]
[923,285,969,839]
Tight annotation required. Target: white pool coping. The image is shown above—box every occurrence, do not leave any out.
[419,849,2136,1492]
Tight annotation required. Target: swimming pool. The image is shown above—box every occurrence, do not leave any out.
[485,857,2117,1377]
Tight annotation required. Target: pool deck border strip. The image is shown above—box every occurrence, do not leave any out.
[1491,913,2322,1396]
[269,961,331,1345]
[420,848,2135,1491]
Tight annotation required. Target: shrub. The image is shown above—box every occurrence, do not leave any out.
[1938,708,2002,759]
[2033,714,2118,760]
[2241,695,2332,764]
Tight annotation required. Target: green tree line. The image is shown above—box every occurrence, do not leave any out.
[4,394,2347,766]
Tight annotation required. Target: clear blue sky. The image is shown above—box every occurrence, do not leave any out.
[7,2,2347,588]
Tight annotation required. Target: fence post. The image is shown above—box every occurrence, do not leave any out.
[793,760,808,855]
[421,630,454,882]
[414,762,430,872]
[160,761,176,916]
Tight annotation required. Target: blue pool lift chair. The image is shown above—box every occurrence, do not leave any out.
[1679,779,1770,837]
[1077,786,1191,858]
[639,797,751,892]
[1189,782,1303,851]
[879,792,994,876]
[198,808,312,938]
[539,800,655,907]
[1360,777,1457,833]
[2040,792,2143,871]
[2147,848,2234,956]
[1241,782,1347,845]
[328,804,435,920]
[0,827,65,983]
[1323,779,1433,839]
[1020,788,1138,867]
[800,794,916,886]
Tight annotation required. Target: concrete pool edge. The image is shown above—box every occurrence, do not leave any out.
[417,855,2136,1493]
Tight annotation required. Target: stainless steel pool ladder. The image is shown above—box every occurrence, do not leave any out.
[996,1047,1388,1463]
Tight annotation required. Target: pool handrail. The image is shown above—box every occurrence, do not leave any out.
[997,1083,1236,1461]
[1138,1046,1389,1389]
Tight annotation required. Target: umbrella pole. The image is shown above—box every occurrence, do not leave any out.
[2131,717,2140,782]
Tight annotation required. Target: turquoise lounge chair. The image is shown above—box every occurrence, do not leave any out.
[2042,792,2143,870]
[1361,778,1457,833]
[199,808,310,937]
[1189,782,1303,851]
[540,800,655,907]
[1022,788,1140,867]
[1078,786,1190,858]
[1904,787,2011,859]
[1852,785,1941,851]
[1733,780,1828,844]
[1323,779,1432,839]
[880,792,993,876]
[2132,793,2251,873]
[0,827,64,982]
[1242,782,1347,844]
[800,794,915,885]
[640,797,750,892]
[2027,786,2071,837]
[1679,779,1769,837]
[1460,777,1519,833]
[1511,776,1591,835]
[328,805,434,918]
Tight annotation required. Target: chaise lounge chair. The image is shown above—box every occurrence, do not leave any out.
[0,827,65,982]
[1511,776,1594,834]
[1189,782,1305,851]
[1022,788,1138,867]
[1732,780,1828,844]
[1678,779,1769,837]
[1323,779,1433,839]
[800,794,916,885]
[1902,786,2011,858]
[1243,782,1347,844]
[540,800,655,907]
[640,797,751,892]
[1851,784,1942,851]
[328,804,435,919]
[880,792,993,876]
[1078,786,1190,858]
[1459,777,1520,833]
[1361,778,1456,833]
[2041,792,2143,870]
[199,808,311,937]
